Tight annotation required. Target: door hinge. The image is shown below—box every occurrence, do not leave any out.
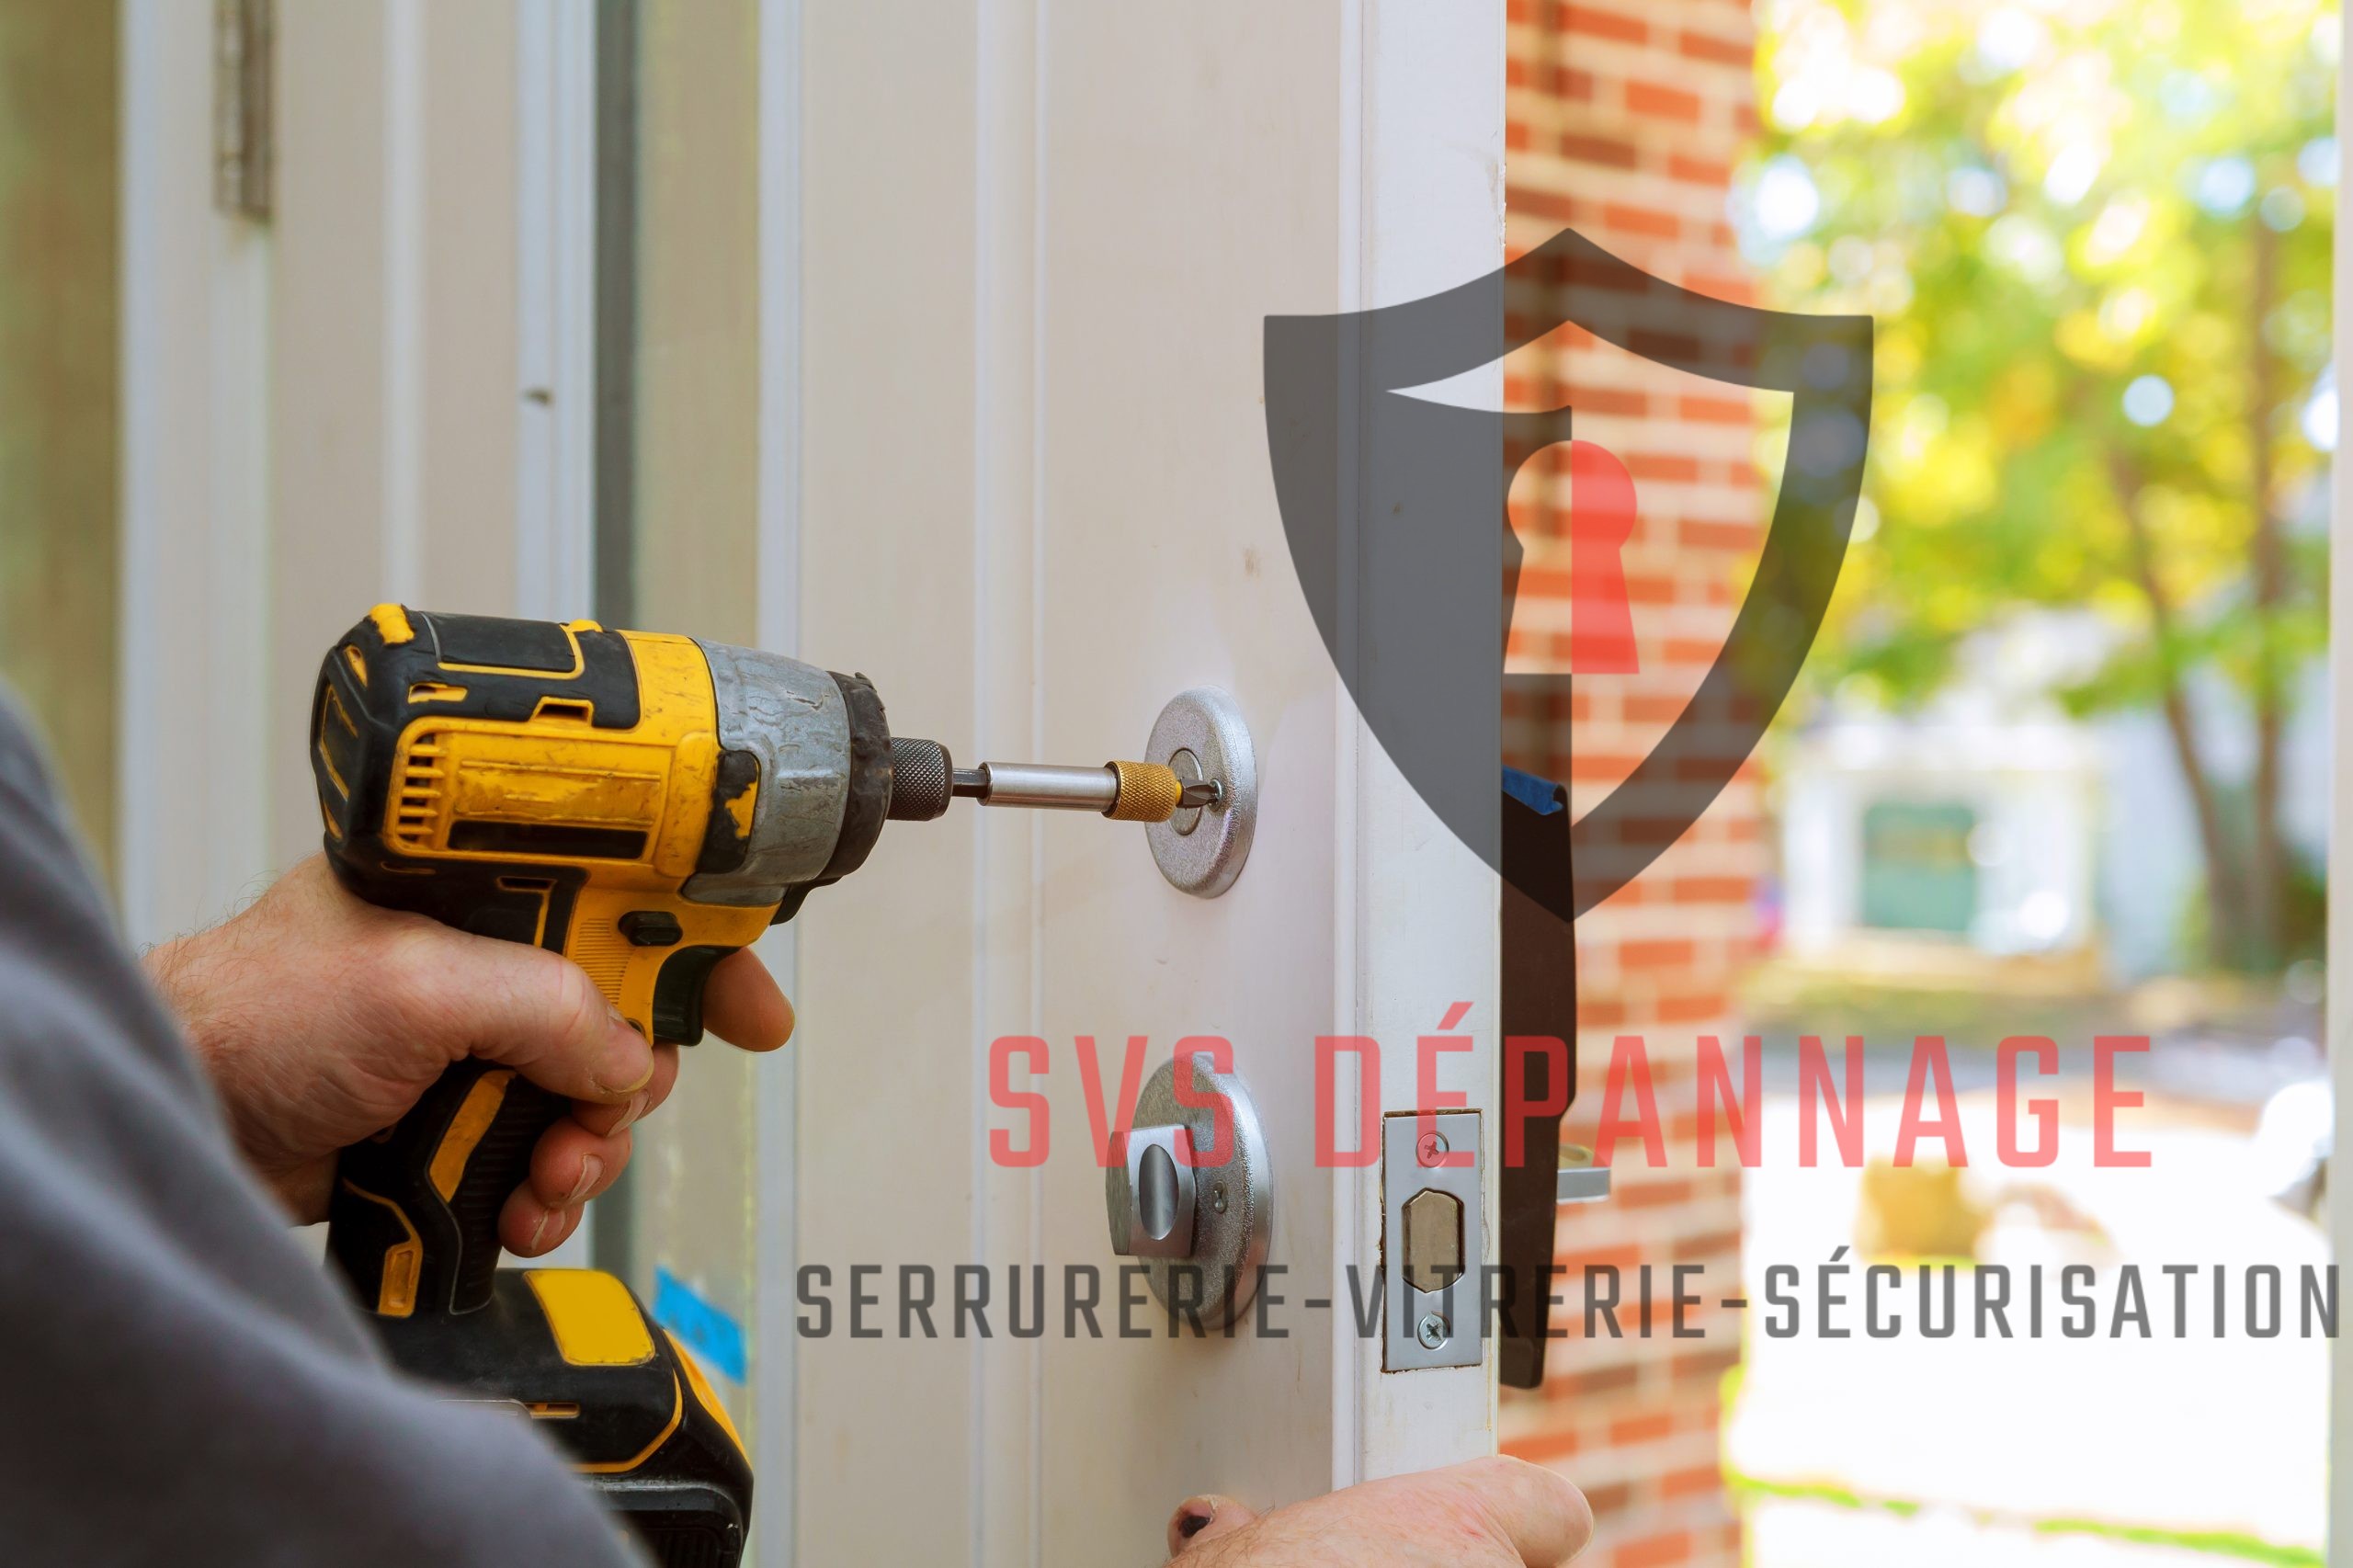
[213,0,274,221]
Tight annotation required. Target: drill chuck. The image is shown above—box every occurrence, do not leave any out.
[885,737,956,821]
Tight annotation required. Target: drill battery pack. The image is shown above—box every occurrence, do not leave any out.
[372,1267,754,1567]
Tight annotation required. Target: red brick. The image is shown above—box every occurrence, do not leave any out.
[1617,1177,1695,1210]
[1504,1426,1584,1463]
[1683,269,1756,305]
[1621,938,1695,970]
[1580,996,1628,1028]
[1668,153,1733,187]
[1677,29,1752,65]
[1683,1229,1743,1259]
[1515,186,1577,222]
[1656,991,1732,1024]
[1679,517,1757,551]
[1582,1481,1635,1517]
[1678,393,1750,426]
[1623,694,1687,723]
[1623,452,1699,483]
[1556,1243,1643,1275]
[1672,1344,1743,1384]
[1620,1529,1694,1568]
[1571,385,1650,416]
[1673,875,1753,903]
[1610,1411,1677,1445]
[1562,4,1646,42]
[1562,131,1642,169]
[1602,202,1681,239]
[1663,1463,1725,1500]
[1626,81,1703,123]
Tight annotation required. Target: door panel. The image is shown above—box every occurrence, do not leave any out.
[1028,1,1347,1551]
[790,0,1502,1561]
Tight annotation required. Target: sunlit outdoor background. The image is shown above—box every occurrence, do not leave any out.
[1732,0,2336,1562]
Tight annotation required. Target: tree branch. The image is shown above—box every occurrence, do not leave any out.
[2108,449,2247,965]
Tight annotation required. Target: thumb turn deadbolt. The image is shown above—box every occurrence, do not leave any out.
[1106,1055,1273,1329]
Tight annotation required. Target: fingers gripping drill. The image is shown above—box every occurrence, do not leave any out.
[310,605,1217,1566]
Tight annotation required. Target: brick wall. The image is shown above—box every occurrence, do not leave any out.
[1497,4,1763,1568]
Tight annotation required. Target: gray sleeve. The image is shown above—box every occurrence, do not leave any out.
[0,697,642,1567]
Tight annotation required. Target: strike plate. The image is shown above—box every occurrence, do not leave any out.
[1383,1110,1483,1371]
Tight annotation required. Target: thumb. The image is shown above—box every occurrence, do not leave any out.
[1166,1495,1257,1558]
[700,947,796,1051]
[409,927,654,1105]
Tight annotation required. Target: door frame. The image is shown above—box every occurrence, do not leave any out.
[116,0,273,948]
[1331,0,1508,1487]
[2325,4,2350,1547]
[750,0,807,1560]
[514,0,599,623]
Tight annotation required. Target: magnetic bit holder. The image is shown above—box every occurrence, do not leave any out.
[889,687,1257,899]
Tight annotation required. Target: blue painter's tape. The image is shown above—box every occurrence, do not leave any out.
[652,1266,749,1386]
[1503,766,1566,816]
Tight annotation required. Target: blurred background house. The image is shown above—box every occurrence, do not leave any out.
[1773,608,2328,989]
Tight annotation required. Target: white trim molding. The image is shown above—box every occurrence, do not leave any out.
[118,0,275,947]
[514,0,597,622]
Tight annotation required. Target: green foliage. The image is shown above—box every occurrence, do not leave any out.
[1722,1475,2321,1565]
[1744,0,2334,970]
[1745,0,2336,714]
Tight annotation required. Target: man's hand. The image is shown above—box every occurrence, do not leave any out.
[1163,1458,1590,1567]
[142,856,794,1255]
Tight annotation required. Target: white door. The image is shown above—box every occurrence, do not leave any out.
[758,1,1507,1561]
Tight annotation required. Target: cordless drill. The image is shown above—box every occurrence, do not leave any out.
[311,605,1212,1566]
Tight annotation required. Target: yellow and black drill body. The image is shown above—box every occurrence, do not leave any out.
[312,605,1200,1564]
[312,604,922,1566]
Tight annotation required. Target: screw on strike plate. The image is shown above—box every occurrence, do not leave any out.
[1415,1312,1449,1349]
[1415,1131,1449,1166]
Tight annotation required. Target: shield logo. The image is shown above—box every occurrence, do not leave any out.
[1264,226,1872,923]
